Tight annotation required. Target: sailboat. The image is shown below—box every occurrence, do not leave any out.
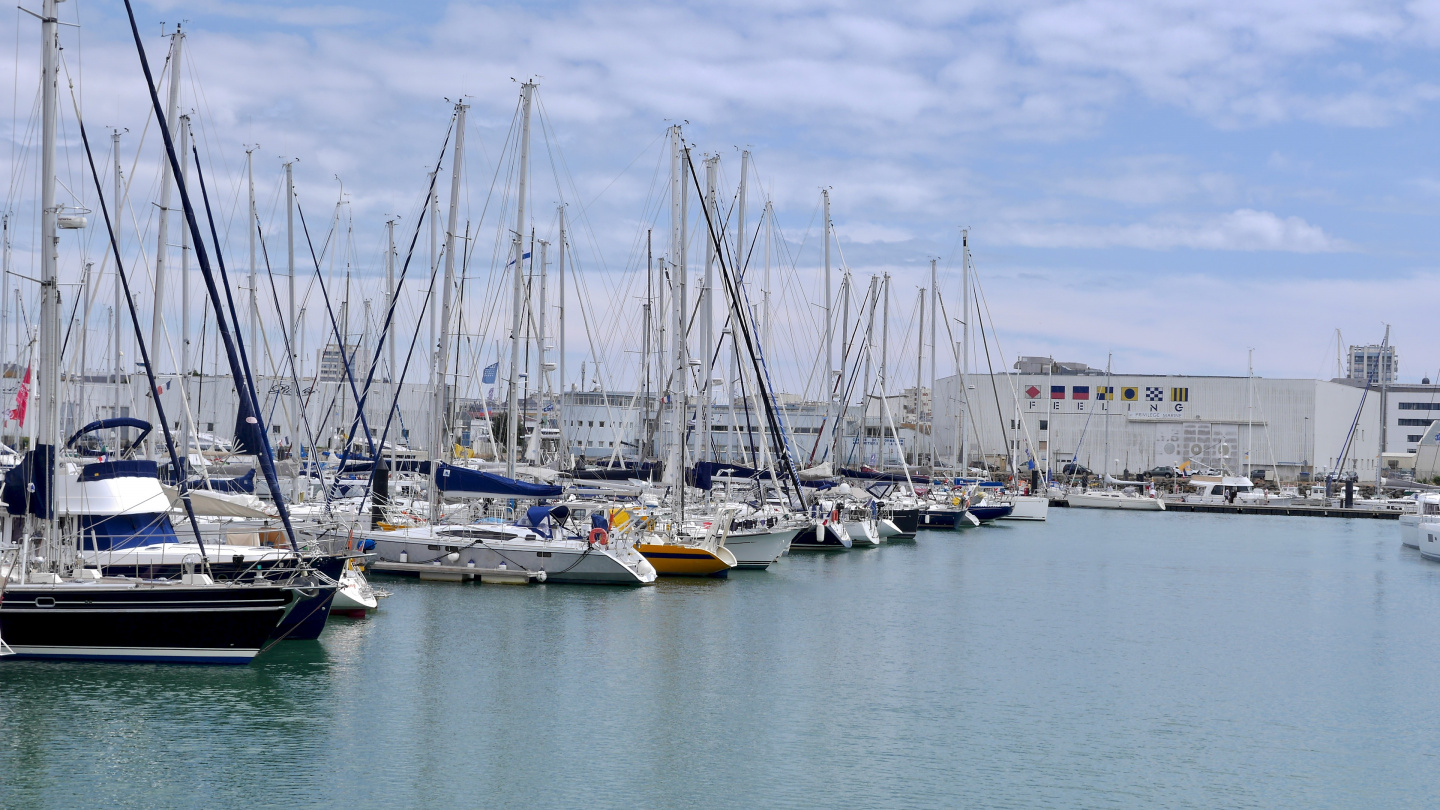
[0,3,316,662]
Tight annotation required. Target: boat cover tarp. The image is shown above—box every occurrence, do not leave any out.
[233,413,266,455]
[435,463,562,498]
[1,446,54,518]
[185,468,256,494]
[78,511,178,550]
[839,467,930,484]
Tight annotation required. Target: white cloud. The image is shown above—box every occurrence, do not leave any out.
[988,209,1353,253]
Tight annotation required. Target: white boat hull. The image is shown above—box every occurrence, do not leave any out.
[364,529,656,585]
[1067,491,1167,511]
[1001,496,1049,521]
[845,520,882,547]
[331,566,379,612]
[724,528,799,569]
[1420,521,1440,562]
[1400,514,1422,549]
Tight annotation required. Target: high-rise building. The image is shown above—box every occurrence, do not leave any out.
[1347,344,1398,385]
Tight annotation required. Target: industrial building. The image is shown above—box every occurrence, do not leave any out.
[932,357,1395,482]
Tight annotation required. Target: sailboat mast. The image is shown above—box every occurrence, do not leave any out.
[960,233,971,471]
[557,206,567,466]
[113,130,122,427]
[147,28,183,456]
[823,189,832,461]
[177,116,192,458]
[285,159,297,470]
[537,238,549,437]
[929,258,937,473]
[507,84,534,478]
[915,288,924,467]
[385,217,396,462]
[246,147,258,376]
[433,100,467,507]
[701,156,718,462]
[667,126,686,474]
[881,272,890,467]
[36,0,60,565]
[429,172,439,386]
[763,201,772,351]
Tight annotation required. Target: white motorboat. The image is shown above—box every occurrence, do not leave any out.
[1399,494,1440,549]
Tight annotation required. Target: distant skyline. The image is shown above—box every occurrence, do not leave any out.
[3,0,1439,391]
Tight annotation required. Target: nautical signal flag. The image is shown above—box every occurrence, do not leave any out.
[482,362,499,384]
[1025,385,1040,398]
[1050,385,1065,399]
[1072,386,1089,400]
[1121,386,1138,401]
[1096,386,1113,400]
[1145,386,1164,401]
[1171,387,1189,402]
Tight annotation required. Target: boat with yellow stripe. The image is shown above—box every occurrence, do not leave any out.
[624,508,738,578]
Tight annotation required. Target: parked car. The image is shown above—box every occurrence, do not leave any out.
[1141,465,1181,479]
[1060,462,1093,477]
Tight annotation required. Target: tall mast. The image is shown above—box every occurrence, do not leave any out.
[915,288,924,466]
[763,201,773,351]
[960,233,971,471]
[881,273,890,467]
[929,258,937,473]
[285,159,297,465]
[667,126,686,474]
[429,172,440,386]
[700,155,718,462]
[0,213,7,402]
[862,275,877,466]
[507,84,534,478]
[36,0,60,561]
[642,229,651,460]
[433,101,467,508]
[557,206,567,466]
[823,189,832,459]
[147,27,183,455]
[385,217,396,398]
[112,130,122,426]
[537,238,549,432]
[733,152,748,463]
[246,147,257,375]
[1377,324,1390,487]
[177,116,191,459]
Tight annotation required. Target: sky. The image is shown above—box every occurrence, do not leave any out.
[4,0,1440,398]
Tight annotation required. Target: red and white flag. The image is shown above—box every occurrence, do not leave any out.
[8,365,30,425]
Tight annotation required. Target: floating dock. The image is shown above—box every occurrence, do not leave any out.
[1049,498,1402,519]
[366,561,540,584]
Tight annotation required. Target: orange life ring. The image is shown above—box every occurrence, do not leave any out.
[589,528,609,546]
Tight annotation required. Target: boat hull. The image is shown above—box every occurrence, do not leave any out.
[637,544,737,577]
[1000,496,1049,521]
[724,528,798,569]
[365,532,656,585]
[1067,491,1167,511]
[0,582,293,664]
[1421,521,1440,562]
[881,507,919,538]
[845,520,882,547]
[919,508,965,529]
[1400,514,1422,549]
[789,522,851,550]
[968,505,1014,523]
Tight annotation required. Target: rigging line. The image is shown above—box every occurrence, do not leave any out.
[293,196,378,459]
[123,0,300,552]
[76,112,208,554]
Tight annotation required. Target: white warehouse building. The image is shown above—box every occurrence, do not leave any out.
[933,359,1391,482]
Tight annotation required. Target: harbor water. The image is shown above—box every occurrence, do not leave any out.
[3,509,1438,808]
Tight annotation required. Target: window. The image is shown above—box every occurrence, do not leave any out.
[599,421,605,428]
[1399,419,1434,427]
[1400,402,1440,410]
[1408,435,1424,442]
[272,425,280,434]
[1039,420,1048,431]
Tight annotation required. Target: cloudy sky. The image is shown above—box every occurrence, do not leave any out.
[5,0,1440,397]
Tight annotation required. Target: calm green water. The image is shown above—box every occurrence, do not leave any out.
[2,510,1437,808]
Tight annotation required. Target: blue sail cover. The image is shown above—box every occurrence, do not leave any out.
[78,512,178,550]
[0,446,55,518]
[185,468,256,494]
[434,464,562,498]
[66,417,152,453]
[233,413,266,455]
[840,467,931,484]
